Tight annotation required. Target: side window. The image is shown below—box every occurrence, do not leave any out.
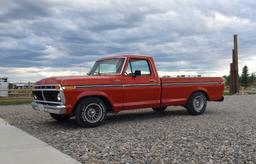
[125,59,151,76]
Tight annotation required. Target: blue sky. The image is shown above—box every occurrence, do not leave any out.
[0,0,256,82]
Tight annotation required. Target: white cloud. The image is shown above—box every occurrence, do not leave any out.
[42,45,69,59]
[207,12,251,31]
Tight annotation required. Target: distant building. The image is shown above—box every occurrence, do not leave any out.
[13,82,34,89]
[0,77,8,97]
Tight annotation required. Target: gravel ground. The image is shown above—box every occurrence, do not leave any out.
[0,95,256,164]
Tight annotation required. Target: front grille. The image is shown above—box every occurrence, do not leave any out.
[32,91,44,101]
[32,87,61,102]
[43,91,59,102]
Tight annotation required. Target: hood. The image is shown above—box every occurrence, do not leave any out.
[35,76,117,86]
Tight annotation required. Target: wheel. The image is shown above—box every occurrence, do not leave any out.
[152,106,167,112]
[75,97,107,127]
[186,92,207,115]
[49,113,71,121]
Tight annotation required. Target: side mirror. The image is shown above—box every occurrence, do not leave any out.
[133,70,141,77]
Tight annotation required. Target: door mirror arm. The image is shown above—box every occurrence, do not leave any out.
[133,70,141,77]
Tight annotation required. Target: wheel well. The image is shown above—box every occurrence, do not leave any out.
[188,90,209,101]
[73,96,113,113]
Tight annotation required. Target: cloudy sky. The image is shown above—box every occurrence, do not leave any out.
[0,0,256,82]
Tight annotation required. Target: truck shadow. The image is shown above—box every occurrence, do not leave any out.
[45,108,214,128]
[104,109,200,125]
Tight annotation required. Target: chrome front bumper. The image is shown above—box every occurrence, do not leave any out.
[31,102,66,114]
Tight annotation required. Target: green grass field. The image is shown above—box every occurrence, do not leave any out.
[0,98,32,105]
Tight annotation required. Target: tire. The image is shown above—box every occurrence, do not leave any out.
[49,113,71,121]
[152,106,167,112]
[186,92,207,115]
[75,97,107,127]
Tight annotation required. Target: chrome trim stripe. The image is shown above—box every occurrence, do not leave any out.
[162,82,223,86]
[33,81,222,91]
[75,82,221,89]
[76,83,160,89]
[76,85,122,89]
[124,84,160,87]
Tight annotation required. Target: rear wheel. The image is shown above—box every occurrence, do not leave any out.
[186,92,207,115]
[152,106,167,112]
[75,97,107,127]
[49,113,71,121]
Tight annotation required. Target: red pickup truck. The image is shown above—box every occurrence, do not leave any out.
[32,55,224,127]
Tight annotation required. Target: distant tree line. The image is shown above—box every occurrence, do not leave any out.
[223,65,256,88]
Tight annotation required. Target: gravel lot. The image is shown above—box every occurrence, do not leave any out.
[0,95,256,163]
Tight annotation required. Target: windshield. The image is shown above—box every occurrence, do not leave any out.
[88,58,125,76]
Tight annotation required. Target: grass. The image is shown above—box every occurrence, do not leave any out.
[0,98,32,105]
[224,90,231,95]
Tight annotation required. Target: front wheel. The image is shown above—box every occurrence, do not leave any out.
[75,97,107,127]
[49,113,71,121]
[186,92,207,115]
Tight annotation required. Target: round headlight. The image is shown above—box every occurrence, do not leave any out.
[57,93,61,101]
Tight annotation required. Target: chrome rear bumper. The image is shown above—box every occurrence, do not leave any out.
[31,102,66,114]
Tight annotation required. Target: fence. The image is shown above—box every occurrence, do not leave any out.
[7,89,32,98]
[240,87,256,95]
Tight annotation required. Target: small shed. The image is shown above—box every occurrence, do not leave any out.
[0,77,8,97]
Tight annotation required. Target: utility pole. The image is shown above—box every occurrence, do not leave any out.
[229,34,239,94]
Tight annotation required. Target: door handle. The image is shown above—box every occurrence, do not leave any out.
[149,79,157,83]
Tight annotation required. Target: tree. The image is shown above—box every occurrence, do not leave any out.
[241,65,249,87]
[250,73,255,84]
[223,75,230,86]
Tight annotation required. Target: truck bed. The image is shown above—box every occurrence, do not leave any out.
[160,77,224,106]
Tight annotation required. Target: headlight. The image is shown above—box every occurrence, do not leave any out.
[57,92,61,101]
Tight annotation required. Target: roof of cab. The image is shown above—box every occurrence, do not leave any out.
[97,54,152,60]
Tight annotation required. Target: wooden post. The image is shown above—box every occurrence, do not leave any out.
[230,63,234,94]
[232,49,237,93]
[234,34,239,93]
[230,34,239,94]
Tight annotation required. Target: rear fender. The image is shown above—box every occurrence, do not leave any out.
[188,87,209,101]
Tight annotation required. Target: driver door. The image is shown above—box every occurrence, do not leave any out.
[121,57,161,110]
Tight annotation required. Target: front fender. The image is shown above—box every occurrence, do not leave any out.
[74,90,115,109]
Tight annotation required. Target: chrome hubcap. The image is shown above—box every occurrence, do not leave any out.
[88,108,96,117]
[82,103,103,123]
[193,96,205,112]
